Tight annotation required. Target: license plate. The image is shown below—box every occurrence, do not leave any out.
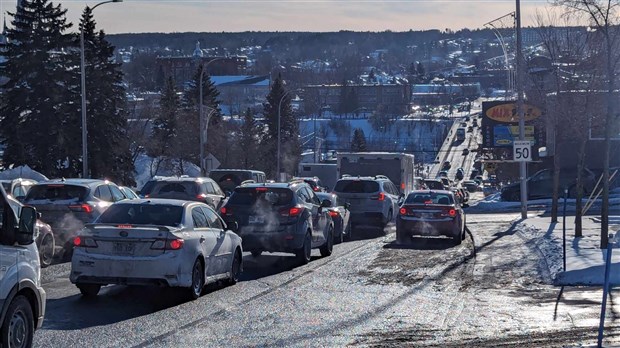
[248,216,265,224]
[112,242,135,255]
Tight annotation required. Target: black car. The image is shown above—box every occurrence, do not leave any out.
[147,177,226,210]
[316,192,351,243]
[500,168,596,201]
[209,169,266,196]
[219,182,334,264]
[424,179,446,191]
[455,168,464,181]
[441,161,452,171]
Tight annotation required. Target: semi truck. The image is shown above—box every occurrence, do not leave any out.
[336,152,416,194]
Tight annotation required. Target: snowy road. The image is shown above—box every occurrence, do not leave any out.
[32,210,620,347]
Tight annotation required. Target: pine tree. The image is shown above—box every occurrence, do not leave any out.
[237,108,260,169]
[261,75,300,178]
[0,0,79,177]
[149,76,178,159]
[350,128,367,152]
[79,7,134,184]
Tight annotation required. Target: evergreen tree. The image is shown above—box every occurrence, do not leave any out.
[350,128,367,152]
[337,79,349,116]
[149,76,178,159]
[79,7,134,184]
[237,108,260,169]
[0,0,79,177]
[261,75,300,178]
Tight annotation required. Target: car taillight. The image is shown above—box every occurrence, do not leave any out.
[69,204,94,214]
[281,206,303,217]
[449,209,457,217]
[371,192,386,201]
[196,193,207,200]
[313,187,320,192]
[220,206,232,216]
[328,211,339,218]
[73,236,97,248]
[399,207,407,215]
[151,239,184,250]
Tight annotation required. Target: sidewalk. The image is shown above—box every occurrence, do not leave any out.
[520,214,620,285]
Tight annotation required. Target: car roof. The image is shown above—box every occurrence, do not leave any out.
[238,182,306,190]
[151,177,213,183]
[37,178,110,187]
[338,175,389,181]
[111,198,194,207]
[210,169,264,174]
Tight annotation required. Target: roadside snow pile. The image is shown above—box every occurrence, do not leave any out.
[468,191,620,213]
[133,154,200,190]
[515,223,564,283]
[0,165,48,181]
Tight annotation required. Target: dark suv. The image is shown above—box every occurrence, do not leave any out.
[219,182,334,264]
[148,177,226,210]
[24,179,127,256]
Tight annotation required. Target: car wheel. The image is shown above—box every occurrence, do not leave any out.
[188,259,204,300]
[383,210,393,228]
[39,233,55,268]
[77,283,101,297]
[396,229,410,245]
[251,251,262,258]
[295,233,312,265]
[344,223,353,242]
[320,226,334,257]
[228,250,242,285]
[452,231,462,246]
[0,295,34,348]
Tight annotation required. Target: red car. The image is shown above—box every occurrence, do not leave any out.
[396,190,466,245]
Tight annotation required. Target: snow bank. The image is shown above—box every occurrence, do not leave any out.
[0,165,48,182]
[468,192,620,213]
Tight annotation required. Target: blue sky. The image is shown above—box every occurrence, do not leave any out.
[4,0,554,34]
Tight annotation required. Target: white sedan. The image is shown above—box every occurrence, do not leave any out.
[70,199,243,300]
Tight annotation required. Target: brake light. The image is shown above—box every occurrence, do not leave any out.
[313,187,320,192]
[220,206,232,216]
[73,236,97,248]
[289,207,302,217]
[69,204,94,214]
[169,239,184,250]
[328,211,339,218]
[448,209,457,217]
[117,224,132,229]
[371,192,386,201]
[401,183,405,190]
[256,187,268,192]
[196,193,207,200]
[399,207,407,215]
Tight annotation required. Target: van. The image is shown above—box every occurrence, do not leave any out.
[209,169,266,196]
[0,185,45,347]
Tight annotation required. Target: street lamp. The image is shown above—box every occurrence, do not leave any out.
[276,89,301,181]
[80,0,122,178]
[198,58,224,176]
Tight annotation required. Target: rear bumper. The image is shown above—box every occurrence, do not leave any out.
[238,224,304,252]
[70,250,190,287]
[396,216,459,237]
[350,212,386,226]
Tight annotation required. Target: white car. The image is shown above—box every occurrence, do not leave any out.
[70,199,243,299]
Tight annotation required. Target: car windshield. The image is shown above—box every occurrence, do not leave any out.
[140,181,157,195]
[405,192,454,205]
[228,187,293,206]
[25,184,88,203]
[334,180,379,193]
[97,203,183,226]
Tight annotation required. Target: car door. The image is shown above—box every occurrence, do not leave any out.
[305,187,328,246]
[191,207,218,277]
[202,206,232,276]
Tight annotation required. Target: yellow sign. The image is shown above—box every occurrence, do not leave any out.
[486,103,542,123]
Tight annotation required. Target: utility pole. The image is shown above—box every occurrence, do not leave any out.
[515,0,528,219]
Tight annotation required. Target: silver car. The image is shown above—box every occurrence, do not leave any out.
[70,199,243,300]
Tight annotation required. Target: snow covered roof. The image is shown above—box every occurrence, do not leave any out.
[211,75,270,87]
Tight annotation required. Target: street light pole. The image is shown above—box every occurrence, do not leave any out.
[276,88,301,181]
[515,0,528,219]
[80,0,122,179]
[198,58,223,176]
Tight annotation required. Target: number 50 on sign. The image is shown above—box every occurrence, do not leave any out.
[513,140,532,162]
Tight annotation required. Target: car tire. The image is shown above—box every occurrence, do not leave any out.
[228,250,242,285]
[39,233,55,268]
[396,229,410,245]
[452,232,462,246]
[187,259,205,300]
[382,210,393,229]
[295,233,312,265]
[320,226,334,257]
[1,295,34,348]
[251,251,262,258]
[344,223,353,242]
[77,283,101,297]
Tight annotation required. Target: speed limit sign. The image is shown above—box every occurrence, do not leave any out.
[513,140,532,162]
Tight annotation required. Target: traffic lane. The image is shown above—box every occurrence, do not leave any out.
[33,227,387,348]
[145,228,476,347]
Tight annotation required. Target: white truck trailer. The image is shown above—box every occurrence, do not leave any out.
[336,152,416,194]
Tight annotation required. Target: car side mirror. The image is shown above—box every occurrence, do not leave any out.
[17,206,36,245]
[321,199,332,208]
[228,221,239,233]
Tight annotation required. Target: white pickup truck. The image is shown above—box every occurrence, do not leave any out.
[0,185,45,348]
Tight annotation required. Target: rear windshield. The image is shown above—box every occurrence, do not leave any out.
[97,203,183,226]
[25,184,88,203]
[151,182,198,196]
[210,171,250,183]
[334,180,379,193]
[140,181,157,195]
[228,187,293,206]
[405,192,454,205]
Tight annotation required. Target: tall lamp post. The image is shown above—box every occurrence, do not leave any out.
[80,0,122,178]
[198,58,224,176]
